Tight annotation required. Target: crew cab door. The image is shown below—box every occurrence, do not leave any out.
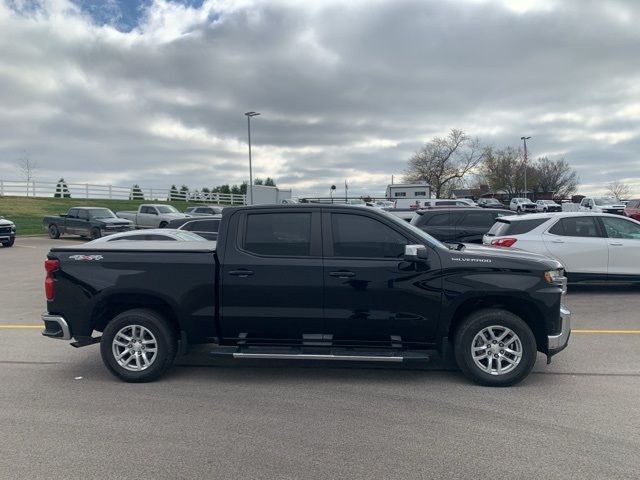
[322,210,441,347]
[219,210,324,343]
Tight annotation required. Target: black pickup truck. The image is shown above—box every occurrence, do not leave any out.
[41,204,570,386]
[43,207,134,239]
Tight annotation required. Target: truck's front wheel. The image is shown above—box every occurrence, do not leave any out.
[454,309,537,387]
[100,309,177,382]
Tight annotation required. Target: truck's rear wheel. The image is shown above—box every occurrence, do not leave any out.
[100,309,177,382]
[454,309,537,387]
[48,224,60,239]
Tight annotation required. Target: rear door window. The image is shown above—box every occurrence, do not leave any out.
[460,211,496,227]
[243,213,312,256]
[550,217,602,237]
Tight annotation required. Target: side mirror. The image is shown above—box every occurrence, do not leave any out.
[404,244,429,263]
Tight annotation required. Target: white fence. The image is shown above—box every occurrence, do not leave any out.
[0,179,246,205]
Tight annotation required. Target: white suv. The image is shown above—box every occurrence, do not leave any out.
[579,197,626,215]
[483,212,640,283]
[509,198,537,213]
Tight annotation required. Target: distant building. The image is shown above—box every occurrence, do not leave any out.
[385,182,431,200]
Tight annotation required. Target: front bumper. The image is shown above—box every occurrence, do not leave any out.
[42,313,71,340]
[548,304,571,356]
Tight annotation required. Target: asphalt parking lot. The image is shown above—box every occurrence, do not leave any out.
[1,237,639,479]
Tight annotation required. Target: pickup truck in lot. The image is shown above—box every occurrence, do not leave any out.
[43,207,134,239]
[0,215,16,247]
[41,204,571,386]
[116,204,190,228]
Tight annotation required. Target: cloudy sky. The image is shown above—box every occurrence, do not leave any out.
[1,0,639,197]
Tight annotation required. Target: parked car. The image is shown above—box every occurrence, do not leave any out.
[535,200,562,212]
[116,204,191,228]
[624,199,640,220]
[477,198,505,209]
[42,204,570,386]
[411,208,510,244]
[372,200,395,209]
[185,205,224,216]
[423,199,476,208]
[483,212,640,283]
[87,229,207,243]
[0,216,16,247]
[579,197,626,215]
[43,207,134,240]
[509,198,537,213]
[382,208,416,222]
[165,216,221,241]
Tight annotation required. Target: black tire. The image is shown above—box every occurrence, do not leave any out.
[159,221,168,229]
[100,308,177,383]
[2,237,14,247]
[454,309,537,387]
[48,224,60,239]
[90,227,102,240]
[516,207,521,213]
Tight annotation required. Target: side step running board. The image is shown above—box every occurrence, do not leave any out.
[232,352,404,362]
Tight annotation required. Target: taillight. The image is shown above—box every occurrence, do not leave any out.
[44,259,59,300]
[491,237,517,247]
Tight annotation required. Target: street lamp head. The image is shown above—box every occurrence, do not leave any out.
[245,111,261,117]
[521,136,531,140]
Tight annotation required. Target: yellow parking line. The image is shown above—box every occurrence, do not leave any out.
[0,325,42,329]
[572,329,640,334]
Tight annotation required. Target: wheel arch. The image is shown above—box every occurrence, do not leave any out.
[447,295,547,353]
[91,292,181,339]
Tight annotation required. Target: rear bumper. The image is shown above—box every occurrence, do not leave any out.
[548,304,571,355]
[42,313,71,340]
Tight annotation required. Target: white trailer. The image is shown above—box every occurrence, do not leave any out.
[248,184,293,205]
[385,182,431,208]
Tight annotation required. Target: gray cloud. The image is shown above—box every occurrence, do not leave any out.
[0,0,639,197]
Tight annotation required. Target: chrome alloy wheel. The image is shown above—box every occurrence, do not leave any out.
[112,324,158,372]
[471,325,523,376]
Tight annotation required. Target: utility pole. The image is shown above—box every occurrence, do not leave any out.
[521,136,531,198]
[245,111,260,205]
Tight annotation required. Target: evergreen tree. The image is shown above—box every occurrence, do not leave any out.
[54,178,71,198]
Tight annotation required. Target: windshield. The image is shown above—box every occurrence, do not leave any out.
[594,197,620,206]
[156,205,180,214]
[88,208,116,219]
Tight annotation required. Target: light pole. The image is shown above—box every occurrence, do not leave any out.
[245,111,260,205]
[521,136,531,198]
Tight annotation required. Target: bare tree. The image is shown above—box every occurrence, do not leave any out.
[605,181,632,199]
[534,157,579,199]
[17,151,37,196]
[404,129,486,198]
[480,146,527,197]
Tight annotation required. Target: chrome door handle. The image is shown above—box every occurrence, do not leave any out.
[609,242,623,246]
[551,239,565,244]
[329,271,355,278]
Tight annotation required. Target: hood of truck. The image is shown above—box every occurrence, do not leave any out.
[0,218,14,226]
[448,243,562,270]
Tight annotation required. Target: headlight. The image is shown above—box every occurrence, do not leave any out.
[544,268,567,294]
